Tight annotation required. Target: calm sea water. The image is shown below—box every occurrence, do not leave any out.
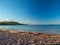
[0,25,60,34]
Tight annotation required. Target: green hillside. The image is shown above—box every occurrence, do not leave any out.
[0,22,24,25]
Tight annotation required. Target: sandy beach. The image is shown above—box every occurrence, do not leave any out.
[0,30,59,45]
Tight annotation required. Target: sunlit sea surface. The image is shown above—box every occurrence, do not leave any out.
[0,25,60,34]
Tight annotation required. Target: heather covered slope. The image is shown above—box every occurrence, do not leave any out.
[0,30,60,45]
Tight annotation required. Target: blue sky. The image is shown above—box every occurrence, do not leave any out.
[0,0,60,24]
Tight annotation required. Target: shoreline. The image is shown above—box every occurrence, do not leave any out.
[0,29,60,35]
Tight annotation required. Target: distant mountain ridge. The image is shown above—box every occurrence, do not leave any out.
[0,21,25,25]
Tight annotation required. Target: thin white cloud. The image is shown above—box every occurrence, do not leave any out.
[4,18,11,21]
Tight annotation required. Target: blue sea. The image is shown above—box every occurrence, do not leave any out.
[0,25,60,34]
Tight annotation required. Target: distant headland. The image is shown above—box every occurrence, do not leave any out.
[0,21,27,25]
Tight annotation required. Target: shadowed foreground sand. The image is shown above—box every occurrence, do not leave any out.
[0,30,60,45]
